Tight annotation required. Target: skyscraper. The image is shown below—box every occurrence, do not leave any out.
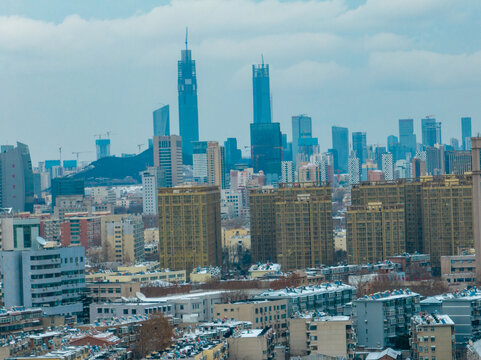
[462,117,472,150]
[250,123,282,183]
[193,141,208,183]
[158,186,222,275]
[224,138,242,170]
[153,135,183,187]
[153,105,170,137]
[252,61,271,124]
[332,126,349,173]
[422,117,442,147]
[0,142,34,212]
[382,153,394,181]
[95,139,111,160]
[206,142,226,189]
[352,132,367,163]
[178,33,199,164]
[399,119,416,156]
[348,155,361,185]
[292,115,313,164]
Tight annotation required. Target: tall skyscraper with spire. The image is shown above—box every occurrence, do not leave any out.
[252,58,271,124]
[178,29,199,164]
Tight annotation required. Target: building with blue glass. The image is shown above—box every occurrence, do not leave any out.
[178,36,199,164]
[252,62,271,124]
[331,126,349,173]
[461,117,472,150]
[153,104,170,137]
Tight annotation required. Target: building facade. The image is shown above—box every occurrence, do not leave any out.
[153,135,183,187]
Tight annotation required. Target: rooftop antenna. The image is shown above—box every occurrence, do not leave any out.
[185,27,188,50]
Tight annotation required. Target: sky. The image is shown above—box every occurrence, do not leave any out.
[1,0,481,164]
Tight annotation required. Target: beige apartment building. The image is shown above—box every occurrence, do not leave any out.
[411,313,455,360]
[214,299,288,339]
[289,315,355,358]
[441,253,476,290]
[206,141,226,189]
[101,214,144,264]
[86,282,141,302]
[227,327,276,360]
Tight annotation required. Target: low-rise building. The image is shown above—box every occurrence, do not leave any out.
[214,299,288,340]
[227,327,275,360]
[255,282,355,316]
[90,301,174,323]
[0,308,43,337]
[190,266,222,283]
[411,313,455,360]
[354,289,421,349]
[86,281,141,302]
[421,289,481,345]
[387,253,431,280]
[86,269,186,284]
[289,313,355,358]
[248,263,281,279]
[441,254,476,290]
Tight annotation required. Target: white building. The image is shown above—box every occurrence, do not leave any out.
[382,153,394,181]
[281,161,295,183]
[348,156,361,185]
[142,167,164,215]
[394,159,412,179]
[221,189,244,217]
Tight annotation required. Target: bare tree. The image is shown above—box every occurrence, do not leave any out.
[134,313,173,359]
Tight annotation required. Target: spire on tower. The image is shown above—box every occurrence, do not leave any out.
[261,54,264,66]
[185,27,188,50]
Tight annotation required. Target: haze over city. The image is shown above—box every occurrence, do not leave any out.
[2,0,481,163]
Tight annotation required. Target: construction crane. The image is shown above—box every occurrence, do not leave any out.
[105,130,113,139]
[137,144,144,152]
[72,151,92,163]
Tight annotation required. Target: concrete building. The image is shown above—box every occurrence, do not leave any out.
[0,308,43,337]
[101,214,144,264]
[255,283,355,316]
[207,141,226,189]
[153,135,183,187]
[0,142,34,212]
[354,289,421,349]
[348,155,361,185]
[190,266,221,283]
[0,217,40,250]
[86,268,186,283]
[298,162,319,183]
[411,313,455,360]
[60,216,100,248]
[0,244,85,318]
[347,202,405,264]
[248,263,281,279]
[220,189,244,218]
[141,167,164,215]
[250,182,334,270]
[281,161,295,183]
[158,186,222,275]
[441,254,476,290]
[289,314,355,358]
[227,327,275,360]
[382,153,394,181]
[214,299,288,339]
[421,289,481,345]
[90,301,174,323]
[472,137,481,285]
[86,281,140,303]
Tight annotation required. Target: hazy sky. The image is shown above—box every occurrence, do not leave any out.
[1,0,481,164]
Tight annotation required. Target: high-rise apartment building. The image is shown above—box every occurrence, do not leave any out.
[252,62,271,124]
[153,104,170,137]
[421,175,473,270]
[207,142,226,189]
[352,132,367,164]
[347,202,405,264]
[60,216,101,249]
[142,167,165,215]
[178,37,199,164]
[250,183,334,270]
[382,153,394,181]
[158,186,222,274]
[0,142,34,212]
[281,161,295,183]
[101,215,145,264]
[348,155,360,185]
[193,141,208,182]
[472,138,481,283]
[444,150,472,175]
[250,122,282,184]
[426,145,445,175]
[332,127,349,173]
[461,117,472,150]
[399,118,416,156]
[51,177,84,207]
[153,135,183,187]
[95,139,111,160]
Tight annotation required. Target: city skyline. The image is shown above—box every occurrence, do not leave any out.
[1,0,481,164]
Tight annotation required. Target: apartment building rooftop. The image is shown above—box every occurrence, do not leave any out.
[412,312,454,326]
[249,263,281,272]
[256,282,354,298]
[357,288,419,301]
[422,287,481,303]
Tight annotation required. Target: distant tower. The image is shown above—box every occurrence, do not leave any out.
[332,126,349,173]
[153,105,170,137]
[95,139,111,160]
[382,153,394,181]
[462,117,472,150]
[178,29,199,165]
[252,58,271,124]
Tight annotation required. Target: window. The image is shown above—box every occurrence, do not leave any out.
[123,309,128,315]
